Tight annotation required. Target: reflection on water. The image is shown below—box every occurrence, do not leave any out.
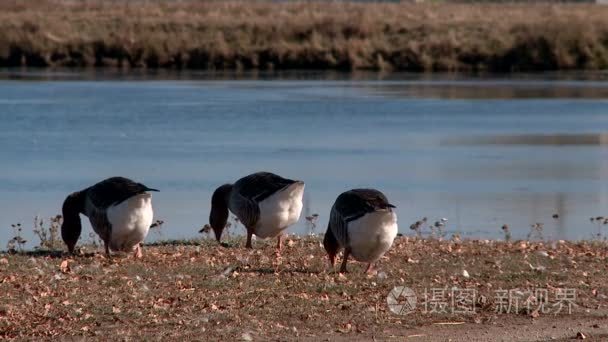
[370,81,608,99]
[1,70,608,248]
[444,133,608,146]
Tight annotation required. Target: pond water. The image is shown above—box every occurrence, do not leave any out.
[2,69,608,249]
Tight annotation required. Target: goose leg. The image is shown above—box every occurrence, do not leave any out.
[245,229,253,249]
[339,249,350,273]
[104,241,111,258]
[103,233,111,259]
[103,228,112,258]
[365,263,374,274]
[276,234,283,252]
[133,244,143,259]
[328,253,336,268]
[272,234,284,274]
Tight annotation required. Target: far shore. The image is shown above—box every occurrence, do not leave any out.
[2,1,608,72]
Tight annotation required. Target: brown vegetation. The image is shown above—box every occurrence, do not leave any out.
[1,236,607,340]
[1,1,608,72]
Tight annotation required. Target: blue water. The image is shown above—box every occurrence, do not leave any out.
[2,70,608,249]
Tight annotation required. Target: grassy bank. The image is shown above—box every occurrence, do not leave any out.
[1,1,608,72]
[1,236,607,340]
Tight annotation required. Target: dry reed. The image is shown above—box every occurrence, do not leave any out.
[1,1,608,71]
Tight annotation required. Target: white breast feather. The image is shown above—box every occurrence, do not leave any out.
[347,210,398,263]
[106,193,154,251]
[255,182,305,238]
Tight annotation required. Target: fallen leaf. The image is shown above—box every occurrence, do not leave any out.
[60,260,70,274]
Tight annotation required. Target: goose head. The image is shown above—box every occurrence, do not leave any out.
[209,183,233,243]
[61,191,85,253]
[323,226,339,268]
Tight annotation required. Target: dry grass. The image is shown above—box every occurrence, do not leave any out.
[1,1,608,71]
[1,236,607,340]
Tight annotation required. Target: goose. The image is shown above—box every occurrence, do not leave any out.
[323,189,398,273]
[61,177,158,258]
[209,172,305,253]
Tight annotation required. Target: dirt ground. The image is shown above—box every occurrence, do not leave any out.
[1,236,607,341]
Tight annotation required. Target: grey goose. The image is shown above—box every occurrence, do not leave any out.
[61,176,158,258]
[324,188,398,273]
[209,172,305,253]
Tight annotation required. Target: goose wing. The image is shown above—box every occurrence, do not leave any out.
[234,172,297,203]
[228,172,296,228]
[87,177,157,209]
[229,191,260,229]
